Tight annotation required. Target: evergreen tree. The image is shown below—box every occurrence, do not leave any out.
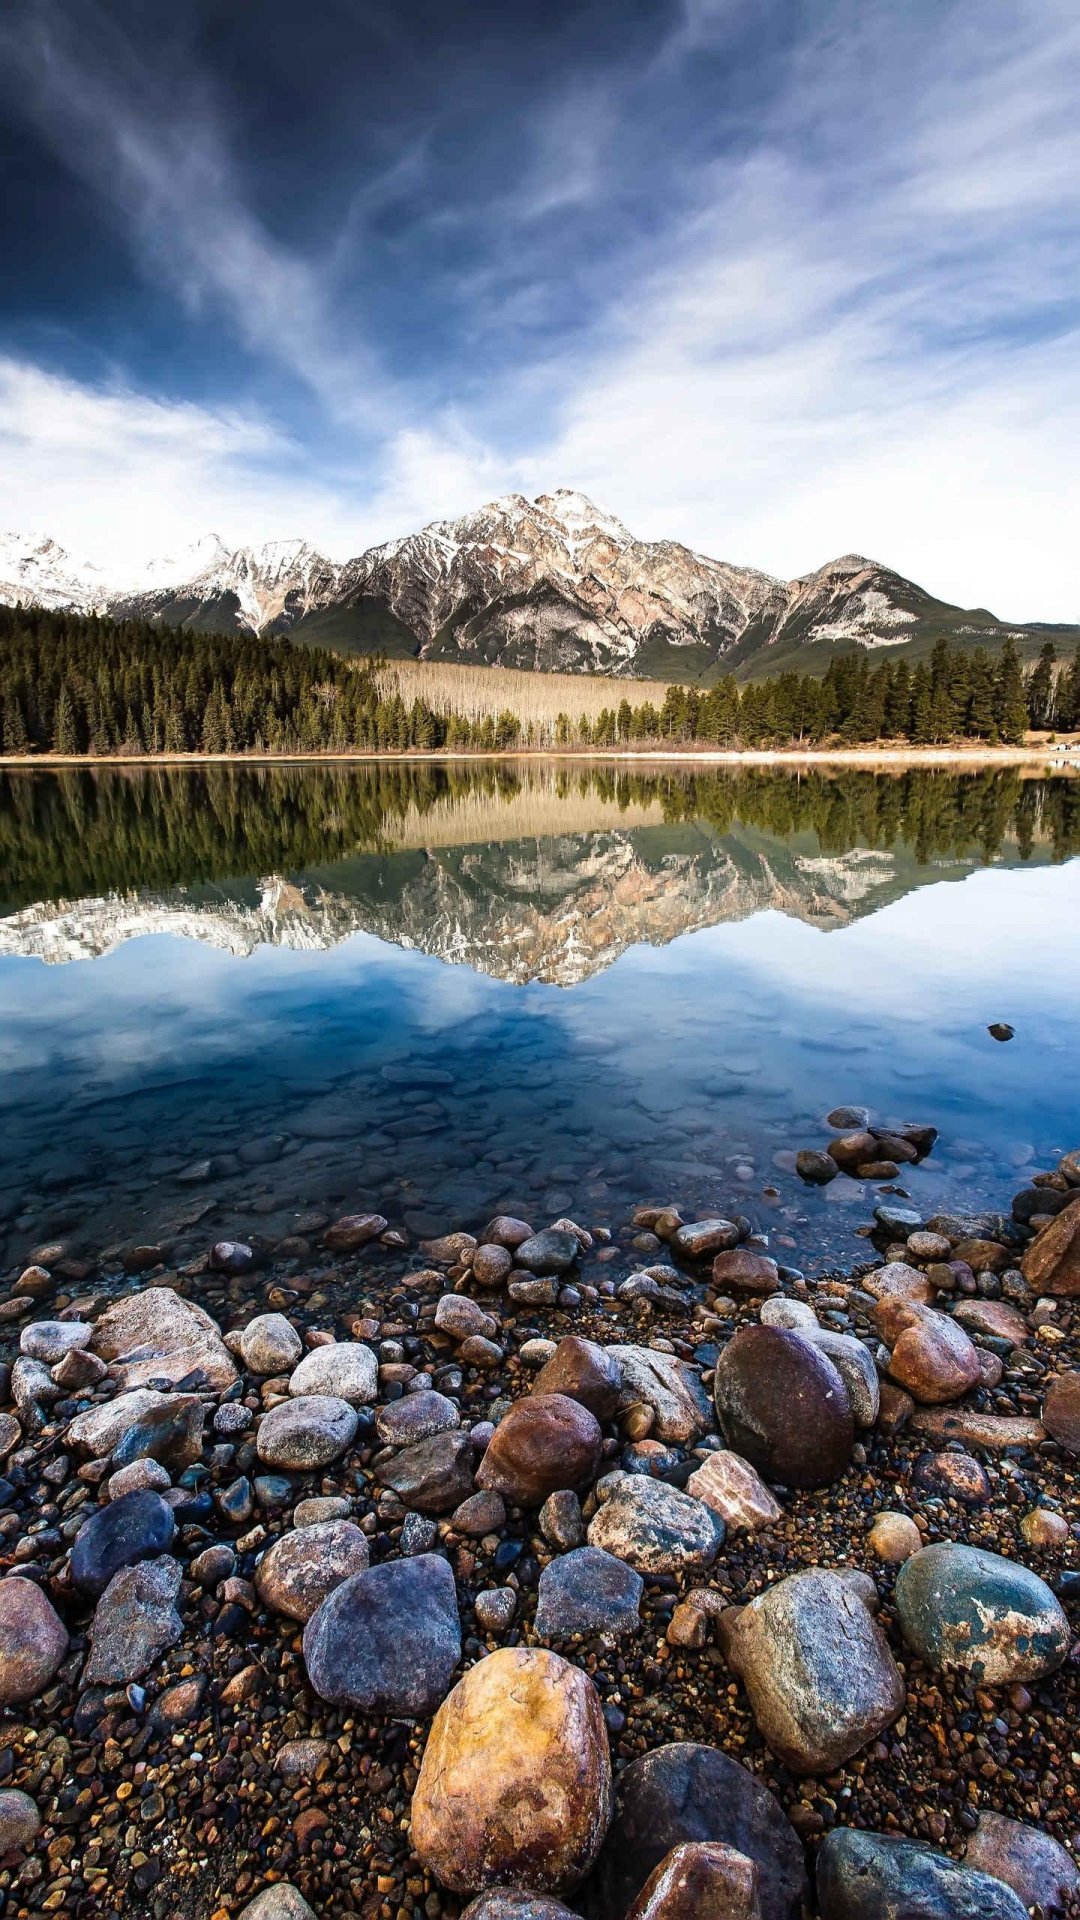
[1027,641,1057,731]
[53,683,79,754]
[994,638,1028,745]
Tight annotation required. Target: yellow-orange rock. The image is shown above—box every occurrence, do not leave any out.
[411,1646,612,1893]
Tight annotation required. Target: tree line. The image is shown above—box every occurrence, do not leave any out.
[2,604,1079,756]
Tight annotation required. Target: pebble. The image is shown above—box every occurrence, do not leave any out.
[474,1588,517,1634]
[238,1887,316,1920]
[867,1510,922,1563]
[239,1312,304,1374]
[256,1393,359,1468]
[875,1299,982,1402]
[798,1327,880,1426]
[303,1552,461,1714]
[0,1787,42,1852]
[670,1218,740,1261]
[461,1895,579,1920]
[322,1211,387,1252]
[288,1340,378,1403]
[539,1487,586,1550]
[19,1318,91,1362]
[255,1518,370,1620]
[375,1388,459,1445]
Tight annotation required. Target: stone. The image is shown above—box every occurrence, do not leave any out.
[827,1105,871,1129]
[475,1589,517,1634]
[759,1297,818,1330]
[303,1553,460,1715]
[1020,1505,1069,1548]
[713,1326,854,1489]
[816,1829,1028,1920]
[799,1329,880,1426]
[239,1314,303,1375]
[1022,1206,1080,1296]
[482,1215,534,1249]
[533,1337,623,1420]
[875,1300,981,1403]
[256,1395,358,1470]
[423,1232,478,1264]
[826,1130,878,1171]
[909,1406,1047,1449]
[862,1261,935,1305]
[723,1568,904,1772]
[460,1334,505,1368]
[539,1488,585,1551]
[963,1811,1080,1915]
[89,1287,237,1391]
[952,1299,1030,1345]
[323,1212,387,1252]
[587,1473,723,1574]
[411,1646,612,1894]
[795,1150,838,1185]
[670,1218,741,1261]
[685,1451,781,1532]
[19,1319,91,1363]
[1043,1371,1080,1453]
[534,1546,643,1640]
[0,1577,69,1706]
[624,1841,763,1920]
[588,1741,806,1920]
[435,1295,498,1342]
[666,1589,727,1649]
[105,1458,171,1500]
[477,1394,601,1506]
[513,1229,580,1276]
[238,1888,316,1920]
[275,1738,330,1781]
[462,1896,579,1920]
[0,1788,41,1852]
[905,1231,953,1261]
[473,1243,514,1288]
[52,1346,108,1390]
[375,1430,477,1513]
[710,1251,779,1295]
[256,1520,370,1621]
[70,1489,176,1598]
[84,1556,184,1684]
[452,1491,507,1536]
[867,1511,922,1563]
[913,1450,991,1504]
[894,1543,1070,1683]
[375,1391,460,1447]
[609,1346,714,1445]
[68,1388,206,1468]
[209,1240,255,1273]
[288,1341,378,1404]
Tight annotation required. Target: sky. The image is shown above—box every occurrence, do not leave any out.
[0,0,1078,617]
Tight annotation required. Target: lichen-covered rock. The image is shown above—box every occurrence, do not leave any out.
[894,1543,1070,1683]
[84,1556,183,1684]
[411,1646,612,1893]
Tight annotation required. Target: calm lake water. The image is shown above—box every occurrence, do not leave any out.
[1,759,1079,1275]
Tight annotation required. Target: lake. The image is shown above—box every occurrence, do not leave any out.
[1,759,1079,1276]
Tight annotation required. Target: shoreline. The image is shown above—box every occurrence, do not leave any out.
[1,742,1077,771]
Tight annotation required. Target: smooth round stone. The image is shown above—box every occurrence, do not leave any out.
[322,1212,387,1252]
[288,1342,378,1405]
[303,1553,460,1714]
[826,1130,877,1171]
[876,1301,981,1403]
[816,1829,1029,1920]
[1042,1370,1080,1454]
[0,1788,41,1852]
[867,1511,922,1564]
[477,1393,601,1506]
[724,1568,904,1772]
[826,1106,871,1130]
[239,1314,302,1375]
[711,1251,779,1295]
[587,1474,723,1575]
[462,1895,580,1920]
[69,1490,176,1598]
[19,1320,91,1364]
[106,1458,171,1501]
[375,1390,460,1447]
[255,1520,370,1622]
[412,1646,612,1894]
[533,1337,623,1420]
[795,1150,838,1186]
[534,1546,643,1641]
[759,1298,818,1331]
[624,1841,763,1920]
[257,1395,358,1470]
[472,1243,514,1288]
[474,1589,517,1635]
[588,1741,806,1920]
[963,1812,1080,1916]
[1020,1506,1069,1548]
[210,1240,255,1274]
[895,1543,1070,1683]
[713,1326,854,1490]
[913,1450,991,1505]
[513,1229,580,1276]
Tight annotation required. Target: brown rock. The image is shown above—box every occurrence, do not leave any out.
[323,1212,388,1253]
[482,1216,535,1249]
[461,1896,580,1920]
[0,1578,69,1706]
[477,1394,602,1507]
[909,1407,1047,1449]
[533,1338,623,1421]
[255,1520,370,1622]
[863,1261,935,1305]
[913,1450,991,1504]
[710,1252,779,1295]
[867,1511,922,1563]
[1021,1205,1080,1296]
[952,1300,1030,1345]
[90,1286,237,1392]
[1042,1371,1080,1454]
[624,1842,763,1920]
[670,1219,740,1261]
[826,1131,878,1171]
[411,1646,612,1894]
[953,1237,1011,1272]
[473,1244,513,1289]
[875,1300,981,1403]
[712,1327,854,1489]
[964,1811,1080,1915]
[876,1381,915,1436]
[685,1451,782,1532]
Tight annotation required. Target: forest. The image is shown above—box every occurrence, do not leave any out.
[2,603,1079,756]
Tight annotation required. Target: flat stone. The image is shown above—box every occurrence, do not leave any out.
[713,1326,854,1489]
[685,1451,781,1532]
[533,1337,623,1420]
[513,1229,580,1276]
[624,1841,763,1920]
[288,1342,378,1404]
[534,1546,643,1640]
[70,1489,176,1598]
[256,1395,358,1470]
[106,1458,171,1500]
[256,1520,370,1621]
[816,1829,1028,1920]
[89,1286,237,1391]
[909,1405,1046,1449]
[964,1811,1080,1915]
[670,1219,741,1261]
[724,1567,904,1772]
[411,1646,611,1894]
[84,1556,183,1684]
[588,1741,807,1920]
[894,1542,1070,1683]
[375,1429,478,1513]
[610,1346,714,1444]
[587,1473,723,1574]
[952,1299,1030,1345]
[239,1314,303,1375]
[303,1553,460,1715]
[0,1577,69,1706]
[322,1212,387,1252]
[477,1394,601,1506]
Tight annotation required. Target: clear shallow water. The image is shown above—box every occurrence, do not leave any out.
[1,760,1078,1272]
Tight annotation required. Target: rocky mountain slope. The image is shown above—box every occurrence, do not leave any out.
[3,491,1070,679]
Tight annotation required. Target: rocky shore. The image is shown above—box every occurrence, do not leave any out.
[0,1121,1077,1920]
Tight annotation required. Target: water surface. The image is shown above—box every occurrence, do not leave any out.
[1,760,1078,1272]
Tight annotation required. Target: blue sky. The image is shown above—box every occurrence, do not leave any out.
[0,0,1078,617]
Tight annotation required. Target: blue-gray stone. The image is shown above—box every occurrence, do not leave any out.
[534,1546,643,1641]
[894,1543,1070,1684]
[303,1552,460,1715]
[816,1829,1029,1920]
[513,1229,579,1275]
[70,1491,176,1599]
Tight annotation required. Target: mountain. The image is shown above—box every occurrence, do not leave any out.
[3,491,1074,680]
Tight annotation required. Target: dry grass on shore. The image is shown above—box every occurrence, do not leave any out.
[377,658,672,734]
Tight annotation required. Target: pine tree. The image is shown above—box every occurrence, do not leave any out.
[2,693,28,754]
[53,683,79,754]
[1027,641,1057,731]
[994,638,1028,745]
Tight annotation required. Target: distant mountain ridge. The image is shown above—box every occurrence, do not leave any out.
[2,491,1073,680]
